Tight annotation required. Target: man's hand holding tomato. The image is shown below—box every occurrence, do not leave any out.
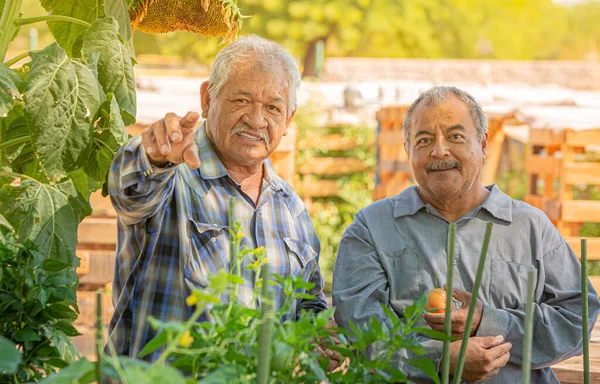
[424,287,483,338]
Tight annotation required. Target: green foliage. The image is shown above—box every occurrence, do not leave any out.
[0,337,22,376]
[0,1,134,381]
[0,236,80,382]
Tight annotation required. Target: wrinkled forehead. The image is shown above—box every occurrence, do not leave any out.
[410,96,474,133]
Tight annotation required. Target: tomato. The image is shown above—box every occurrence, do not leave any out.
[426,288,447,313]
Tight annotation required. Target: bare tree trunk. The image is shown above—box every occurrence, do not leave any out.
[302,39,319,78]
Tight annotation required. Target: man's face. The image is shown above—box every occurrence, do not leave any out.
[201,62,294,167]
[406,95,488,202]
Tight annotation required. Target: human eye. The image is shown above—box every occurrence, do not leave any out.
[417,137,431,145]
[266,105,281,112]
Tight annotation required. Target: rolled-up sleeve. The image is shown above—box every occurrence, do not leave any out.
[108,136,177,225]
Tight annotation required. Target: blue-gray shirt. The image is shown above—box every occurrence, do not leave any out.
[333,185,600,383]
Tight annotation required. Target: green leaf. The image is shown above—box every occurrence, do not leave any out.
[409,327,455,341]
[45,302,78,321]
[409,358,441,384]
[40,0,104,57]
[138,329,168,358]
[0,63,25,116]
[200,364,247,384]
[50,286,77,304]
[39,357,95,383]
[25,43,102,182]
[0,336,21,374]
[54,320,81,337]
[15,327,42,342]
[146,364,187,384]
[82,18,136,125]
[105,0,136,59]
[0,179,82,267]
[27,285,51,306]
[42,259,70,272]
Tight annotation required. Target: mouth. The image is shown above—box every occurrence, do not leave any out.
[236,131,264,142]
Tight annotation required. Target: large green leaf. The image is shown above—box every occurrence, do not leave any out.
[105,0,136,59]
[82,18,136,125]
[39,357,95,384]
[82,93,127,183]
[0,336,21,375]
[0,63,25,117]
[40,0,104,57]
[0,179,83,266]
[24,43,102,183]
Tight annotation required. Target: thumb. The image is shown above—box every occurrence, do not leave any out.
[452,289,472,305]
[479,335,505,349]
[183,143,201,169]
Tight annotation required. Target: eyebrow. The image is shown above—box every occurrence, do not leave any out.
[414,124,466,138]
[233,90,285,104]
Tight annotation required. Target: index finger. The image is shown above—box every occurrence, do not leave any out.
[180,111,200,131]
[488,342,512,358]
[423,313,445,324]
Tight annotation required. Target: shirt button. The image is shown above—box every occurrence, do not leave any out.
[212,223,219,227]
[210,237,217,243]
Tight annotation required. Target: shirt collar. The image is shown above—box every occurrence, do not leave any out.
[196,123,229,179]
[195,123,283,191]
[392,184,513,223]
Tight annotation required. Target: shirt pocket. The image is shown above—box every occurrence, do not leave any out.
[185,218,230,289]
[381,247,429,305]
[488,259,537,310]
[283,237,317,279]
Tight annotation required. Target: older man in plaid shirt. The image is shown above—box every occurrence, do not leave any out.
[106,35,332,362]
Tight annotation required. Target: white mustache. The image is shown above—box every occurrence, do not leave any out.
[231,125,271,146]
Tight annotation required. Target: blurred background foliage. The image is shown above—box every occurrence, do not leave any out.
[10,0,600,68]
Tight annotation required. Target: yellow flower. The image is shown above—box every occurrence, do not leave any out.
[179,331,193,348]
[186,291,201,306]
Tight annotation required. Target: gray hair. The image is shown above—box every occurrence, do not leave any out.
[403,86,487,148]
[208,35,301,113]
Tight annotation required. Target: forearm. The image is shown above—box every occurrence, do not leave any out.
[109,136,176,224]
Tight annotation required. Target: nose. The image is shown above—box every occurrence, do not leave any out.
[243,104,268,130]
[431,136,450,158]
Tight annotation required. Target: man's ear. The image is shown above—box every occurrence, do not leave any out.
[200,81,210,118]
[283,109,296,136]
[404,142,410,156]
[481,131,489,159]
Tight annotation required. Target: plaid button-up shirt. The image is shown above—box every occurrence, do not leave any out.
[107,124,327,360]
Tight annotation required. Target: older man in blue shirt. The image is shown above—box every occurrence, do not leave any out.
[107,35,331,362]
[333,86,600,383]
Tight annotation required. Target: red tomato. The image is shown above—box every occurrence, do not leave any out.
[426,288,447,313]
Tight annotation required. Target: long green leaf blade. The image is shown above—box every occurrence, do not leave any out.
[82,17,136,125]
[24,43,101,182]
[40,0,104,57]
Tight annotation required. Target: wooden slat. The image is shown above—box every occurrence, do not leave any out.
[564,162,600,185]
[378,130,405,146]
[562,200,600,223]
[378,160,411,174]
[566,129,600,147]
[482,128,506,185]
[297,157,367,176]
[525,155,561,177]
[76,250,116,285]
[565,237,600,261]
[78,217,118,246]
[529,128,565,146]
[89,191,116,217]
[523,195,561,221]
[74,290,114,328]
[300,180,339,198]
[552,322,600,383]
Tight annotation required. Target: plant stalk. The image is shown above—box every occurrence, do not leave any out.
[226,197,240,320]
[3,49,36,67]
[0,136,31,152]
[14,15,91,28]
[0,0,24,62]
[96,291,104,384]
[441,222,456,384]
[521,271,535,384]
[453,221,493,384]
[256,263,274,384]
[581,239,590,384]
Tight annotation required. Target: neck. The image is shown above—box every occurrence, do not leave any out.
[417,184,490,222]
[224,162,264,203]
